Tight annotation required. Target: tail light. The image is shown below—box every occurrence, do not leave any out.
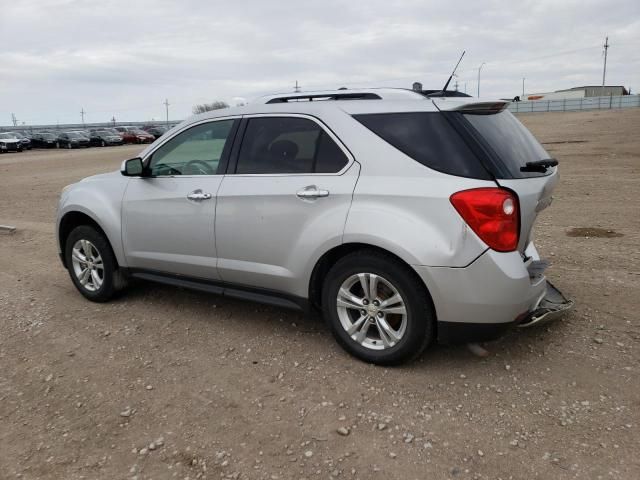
[450,188,519,252]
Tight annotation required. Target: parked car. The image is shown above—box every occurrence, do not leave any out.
[130,129,155,144]
[31,132,59,148]
[113,126,139,144]
[143,125,168,139]
[11,131,32,150]
[56,88,573,365]
[90,130,124,147]
[57,132,91,149]
[0,132,23,153]
[69,130,91,139]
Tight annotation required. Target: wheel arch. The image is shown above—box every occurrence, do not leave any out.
[308,242,437,318]
[58,211,119,269]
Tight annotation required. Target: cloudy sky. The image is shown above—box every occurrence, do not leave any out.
[1,0,638,126]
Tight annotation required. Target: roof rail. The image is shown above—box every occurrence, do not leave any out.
[265,92,381,104]
[257,88,426,104]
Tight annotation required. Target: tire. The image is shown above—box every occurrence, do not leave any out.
[64,225,127,302]
[67,142,72,149]
[321,250,435,365]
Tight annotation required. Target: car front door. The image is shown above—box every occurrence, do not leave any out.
[215,114,360,298]
[121,118,239,279]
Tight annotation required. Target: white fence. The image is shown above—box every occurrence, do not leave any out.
[508,94,640,113]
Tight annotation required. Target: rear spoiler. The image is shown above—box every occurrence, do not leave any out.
[452,101,509,115]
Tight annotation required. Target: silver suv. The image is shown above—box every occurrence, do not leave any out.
[56,88,573,364]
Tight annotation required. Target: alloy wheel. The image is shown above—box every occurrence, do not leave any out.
[336,273,407,350]
[71,239,104,292]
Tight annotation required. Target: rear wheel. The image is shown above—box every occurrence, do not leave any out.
[322,251,435,365]
[65,225,126,302]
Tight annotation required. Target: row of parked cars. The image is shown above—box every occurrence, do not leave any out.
[0,125,170,153]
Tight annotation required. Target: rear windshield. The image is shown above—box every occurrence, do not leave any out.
[463,110,551,178]
[353,112,491,179]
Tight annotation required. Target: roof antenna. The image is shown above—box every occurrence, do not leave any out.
[428,50,465,97]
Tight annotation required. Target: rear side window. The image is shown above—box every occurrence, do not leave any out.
[353,112,491,179]
[236,117,349,174]
[463,110,551,178]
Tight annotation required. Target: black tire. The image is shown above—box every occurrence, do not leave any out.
[321,250,435,365]
[64,225,127,302]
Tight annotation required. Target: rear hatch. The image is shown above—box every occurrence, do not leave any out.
[351,101,557,255]
[457,105,557,253]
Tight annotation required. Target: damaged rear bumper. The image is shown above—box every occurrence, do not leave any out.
[413,247,574,345]
[516,281,574,328]
[436,280,573,344]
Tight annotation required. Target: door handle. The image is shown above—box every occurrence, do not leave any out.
[187,189,212,201]
[296,185,330,199]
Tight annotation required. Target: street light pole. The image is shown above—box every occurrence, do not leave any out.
[163,98,170,127]
[477,62,486,97]
[522,77,525,98]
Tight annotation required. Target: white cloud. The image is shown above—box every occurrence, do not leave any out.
[0,0,638,125]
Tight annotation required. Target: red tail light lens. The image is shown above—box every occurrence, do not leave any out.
[450,188,519,252]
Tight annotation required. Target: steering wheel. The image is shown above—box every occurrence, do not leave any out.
[183,160,214,175]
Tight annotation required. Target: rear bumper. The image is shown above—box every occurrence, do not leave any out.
[413,244,573,344]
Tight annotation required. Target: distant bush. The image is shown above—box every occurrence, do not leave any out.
[192,101,229,114]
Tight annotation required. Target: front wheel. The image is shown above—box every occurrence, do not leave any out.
[321,251,435,365]
[65,225,126,302]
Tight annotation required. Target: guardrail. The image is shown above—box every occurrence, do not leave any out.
[509,94,640,113]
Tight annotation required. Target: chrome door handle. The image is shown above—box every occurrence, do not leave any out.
[296,185,330,199]
[187,189,212,201]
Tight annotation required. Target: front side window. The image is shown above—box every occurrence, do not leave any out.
[149,119,234,176]
[236,117,348,174]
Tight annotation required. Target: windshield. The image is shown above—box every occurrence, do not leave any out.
[66,133,82,138]
[463,110,551,178]
[0,133,17,139]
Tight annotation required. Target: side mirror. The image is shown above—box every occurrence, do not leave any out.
[121,157,145,176]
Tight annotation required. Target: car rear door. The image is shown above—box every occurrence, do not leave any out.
[121,118,239,279]
[215,114,359,298]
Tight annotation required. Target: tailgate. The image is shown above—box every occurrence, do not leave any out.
[460,108,559,254]
[497,169,558,252]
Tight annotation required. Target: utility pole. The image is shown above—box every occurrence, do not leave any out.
[522,77,525,98]
[454,79,459,92]
[111,116,116,126]
[11,113,18,127]
[80,108,86,126]
[163,98,170,126]
[294,80,300,93]
[477,63,486,97]
[601,36,609,97]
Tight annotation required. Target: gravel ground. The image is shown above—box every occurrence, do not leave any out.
[1,108,639,480]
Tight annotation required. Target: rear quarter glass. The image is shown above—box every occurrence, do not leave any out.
[462,110,552,179]
[353,112,492,180]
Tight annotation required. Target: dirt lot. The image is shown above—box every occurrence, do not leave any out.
[1,109,639,480]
